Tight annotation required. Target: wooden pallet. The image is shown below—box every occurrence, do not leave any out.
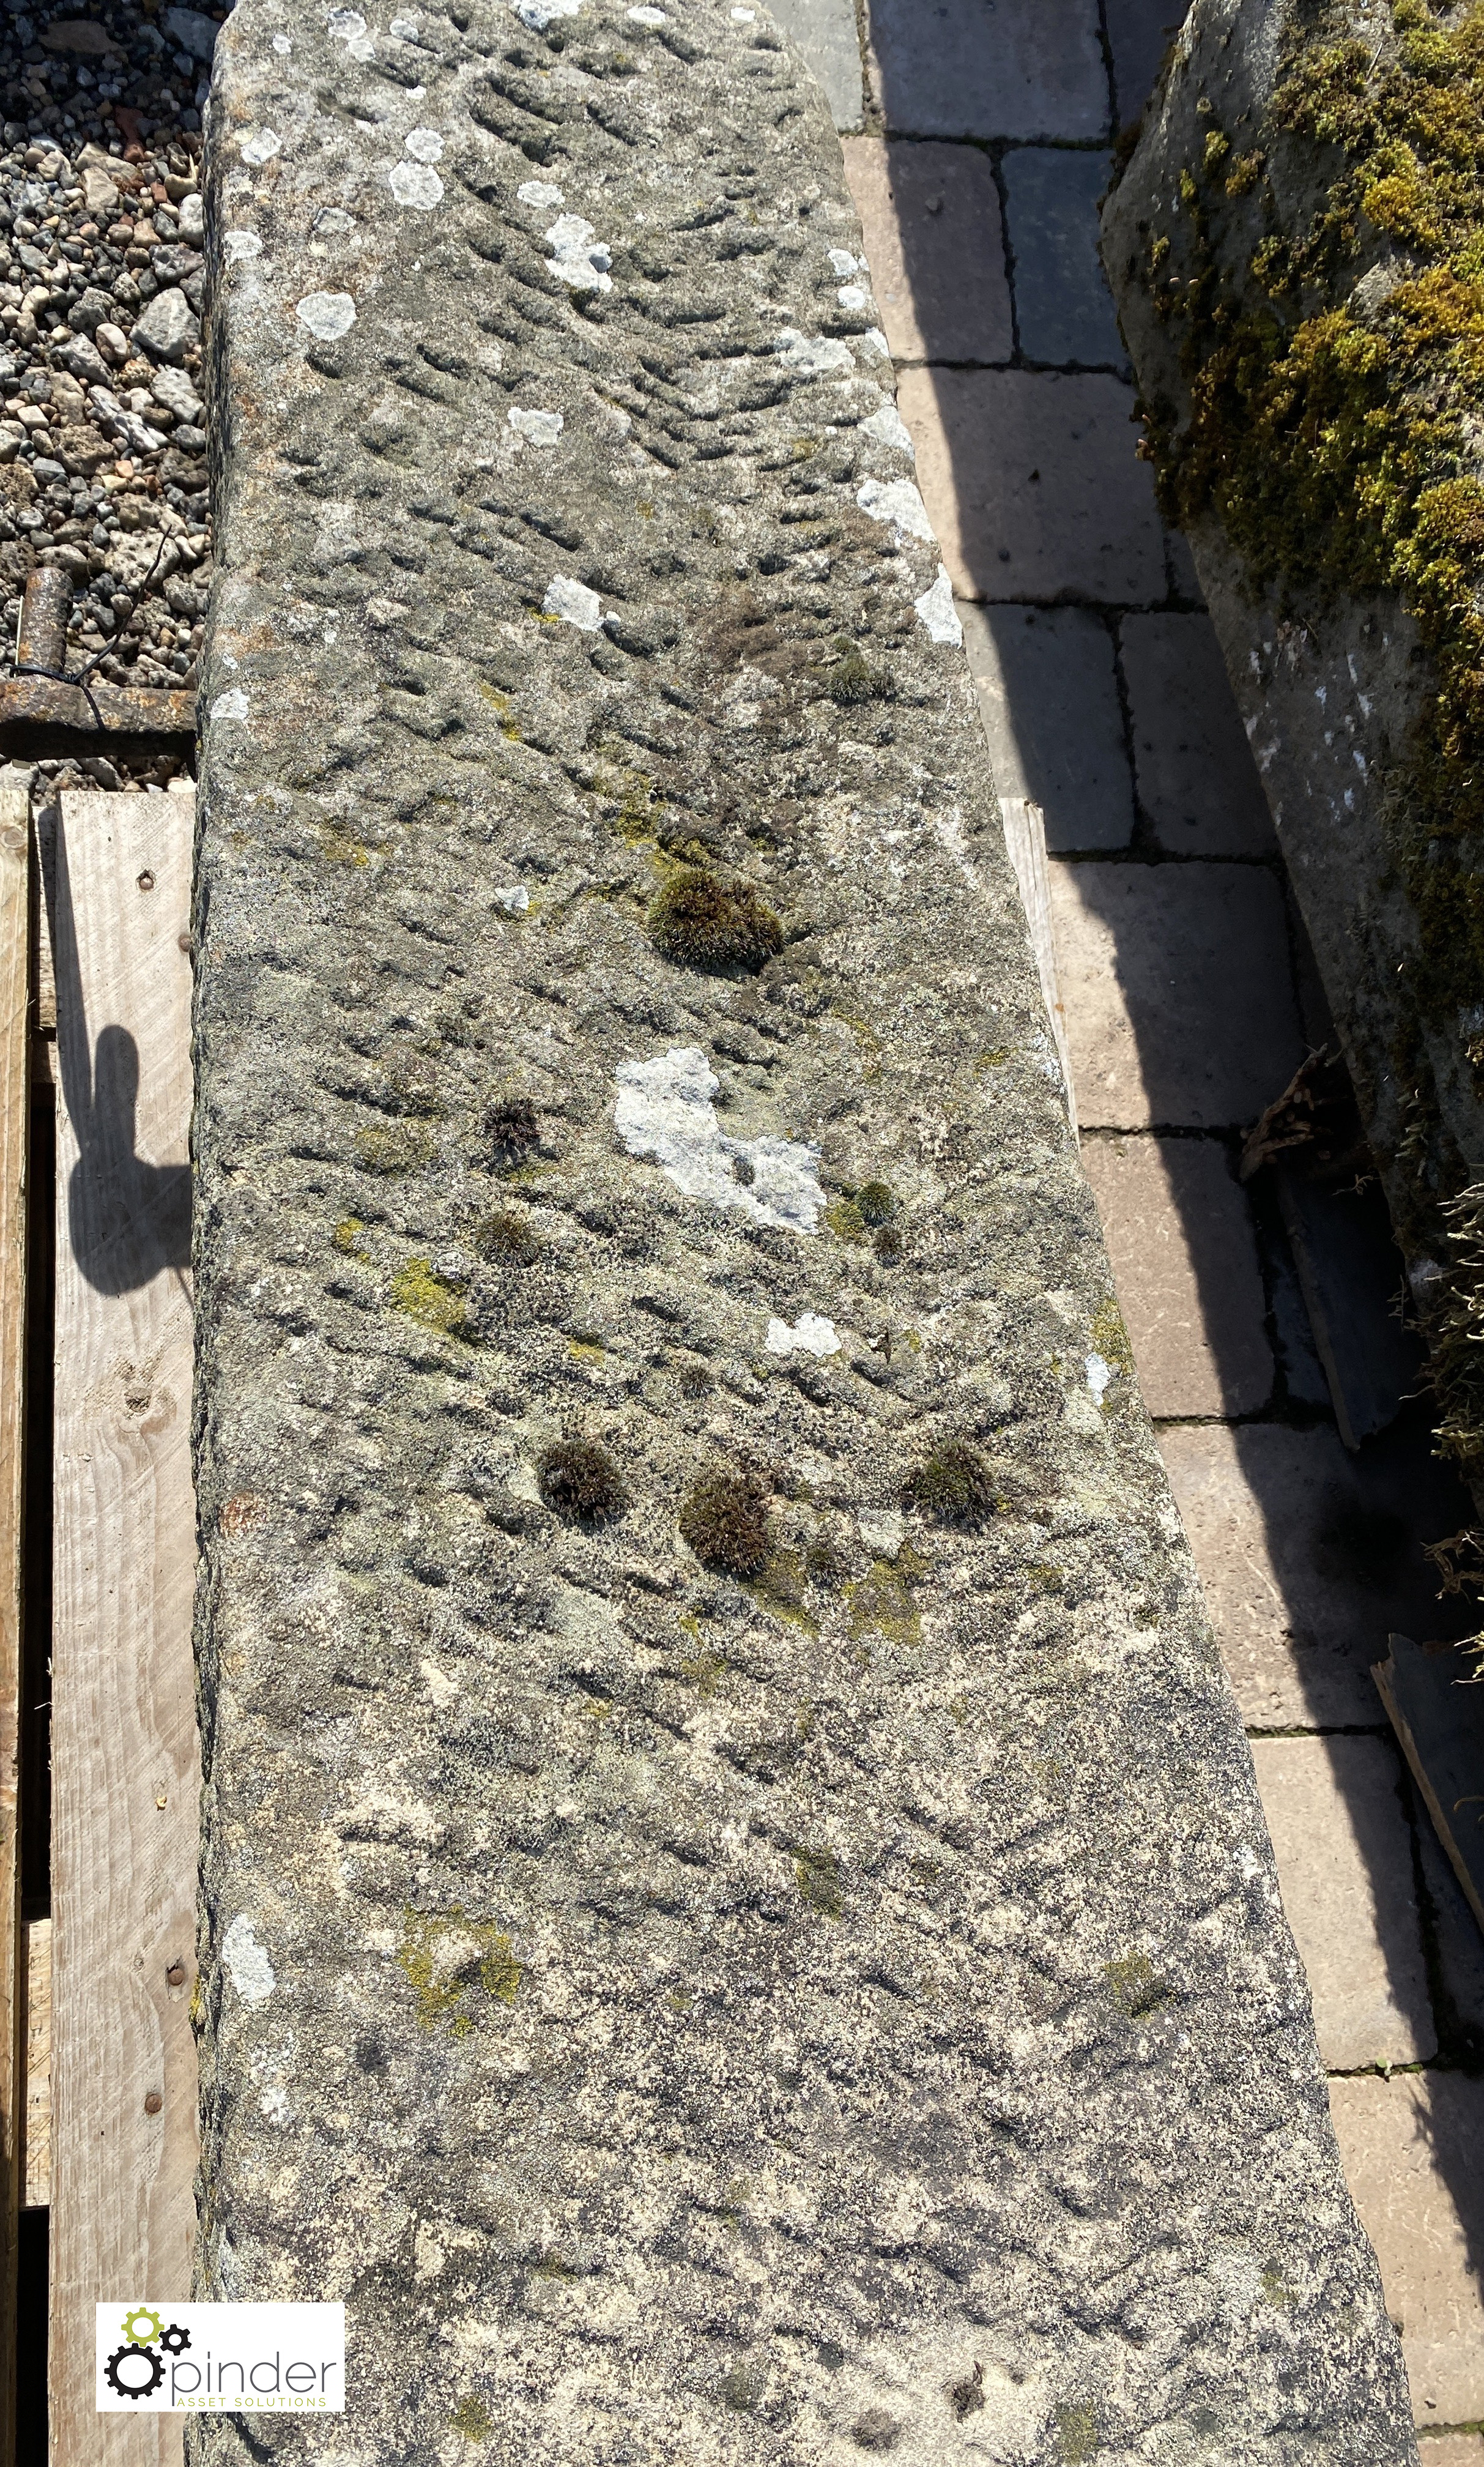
[46,788,198,2462]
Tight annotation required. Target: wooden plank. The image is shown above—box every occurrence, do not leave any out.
[0,786,28,2463]
[49,791,196,2465]
[1374,1634,1484,1938]
[23,1917,50,2211]
[1000,796,1079,1142]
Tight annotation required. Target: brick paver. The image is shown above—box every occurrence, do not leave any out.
[866,0,1108,140]
[1253,1736,1436,2070]
[897,368,1167,604]
[842,140,1012,364]
[1157,1422,1443,1730]
[1122,613,1275,855]
[1330,2072,1484,2427]
[1003,148,1127,368]
[1046,859,1304,1128]
[958,603,1133,852]
[1082,1136,1271,1415]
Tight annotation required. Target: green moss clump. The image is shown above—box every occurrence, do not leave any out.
[793,1845,843,1917]
[398,1909,522,2036]
[647,868,784,973]
[391,1256,469,1338]
[679,1467,771,1574]
[485,1093,541,1171]
[825,1197,867,1243]
[475,1207,541,1266]
[905,1438,1001,1528]
[1103,1948,1170,2020]
[856,1179,897,1226]
[537,1437,626,1523]
[356,1121,433,1177]
[449,2393,494,2443]
[1056,2402,1099,2465]
[820,636,893,704]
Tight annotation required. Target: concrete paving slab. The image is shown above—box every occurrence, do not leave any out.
[1157,1422,1447,1729]
[1003,147,1126,369]
[866,0,1108,140]
[897,368,1166,604]
[1252,1736,1435,2072]
[1121,612,1275,855]
[958,603,1133,852]
[1417,1816,1484,2072]
[1083,1134,1271,1416]
[1419,2438,1484,2464]
[1164,524,1204,605]
[1107,0,1189,135]
[1046,858,1304,1128]
[1329,2071,1484,2428]
[769,0,864,132]
[841,138,1012,365]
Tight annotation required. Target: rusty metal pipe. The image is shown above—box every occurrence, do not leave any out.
[16,567,72,675]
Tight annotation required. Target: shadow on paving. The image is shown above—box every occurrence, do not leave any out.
[860,0,1484,2362]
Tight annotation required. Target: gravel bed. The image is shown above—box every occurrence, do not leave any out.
[0,0,224,789]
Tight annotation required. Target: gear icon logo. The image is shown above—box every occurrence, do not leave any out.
[121,2307,163,2349]
[105,2343,165,2401]
[160,2323,190,2356]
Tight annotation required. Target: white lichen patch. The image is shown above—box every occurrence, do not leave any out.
[1085,1351,1113,1405]
[828,248,861,277]
[223,228,262,262]
[858,326,891,360]
[518,178,564,209]
[404,125,444,161]
[615,1047,825,1234]
[210,686,250,722]
[493,884,530,913]
[775,328,854,378]
[391,161,443,209]
[509,406,564,447]
[543,573,603,630]
[313,207,354,236]
[544,214,612,293]
[858,476,935,543]
[238,127,281,165]
[860,403,915,458]
[222,1913,276,2006]
[516,0,581,27]
[766,1312,840,1357]
[858,1508,904,1558]
[627,3,667,19]
[296,290,357,340]
[914,565,962,646]
[327,4,375,52]
[837,283,871,313]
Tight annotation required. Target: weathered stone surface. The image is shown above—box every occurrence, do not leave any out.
[1082,1134,1272,1416]
[1047,859,1304,1128]
[842,138,1013,365]
[1251,1736,1435,2072]
[959,602,1134,853]
[1001,149,1126,370]
[897,368,1167,603]
[196,2,1414,2457]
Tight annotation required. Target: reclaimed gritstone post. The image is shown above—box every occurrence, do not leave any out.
[195,1,1415,2457]
[1100,0,1484,1500]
